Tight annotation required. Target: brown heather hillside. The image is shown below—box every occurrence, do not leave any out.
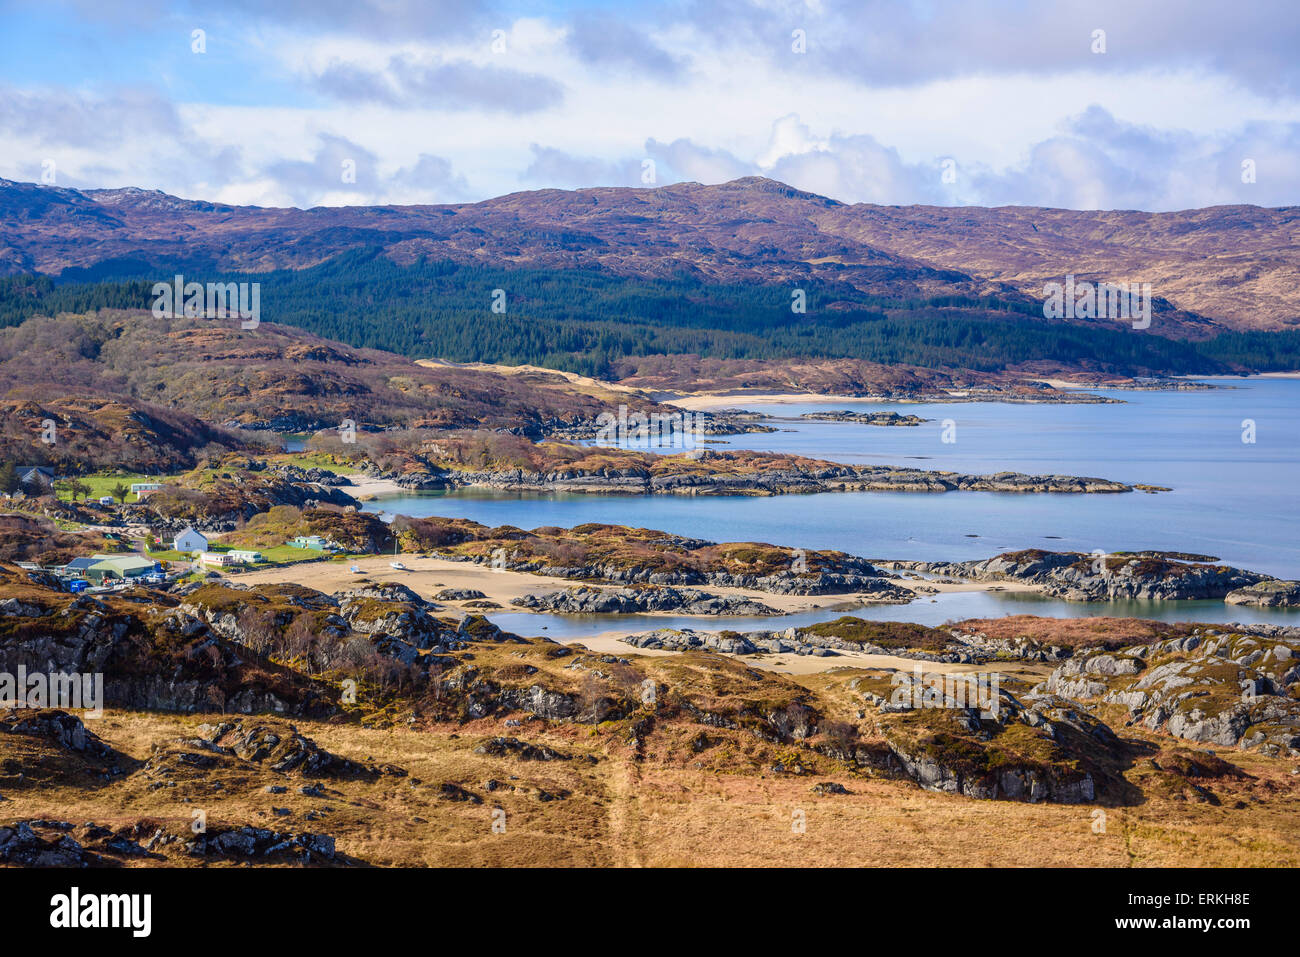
[0,394,245,472]
[953,616,1190,651]
[4,176,1293,332]
[822,201,1300,332]
[389,513,866,580]
[2,562,1297,866]
[0,311,633,437]
[0,513,121,564]
[608,354,1079,395]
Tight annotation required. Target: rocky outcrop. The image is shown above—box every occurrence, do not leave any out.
[1225,579,1300,607]
[190,719,392,777]
[0,572,537,719]
[548,409,778,440]
[512,585,779,616]
[185,825,339,864]
[0,708,111,758]
[0,816,344,867]
[271,464,351,487]
[434,588,487,601]
[473,736,571,761]
[332,583,458,662]
[907,550,1266,601]
[401,516,901,598]
[626,628,801,656]
[403,464,1135,497]
[865,681,1118,803]
[0,592,335,717]
[1042,624,1300,754]
[946,629,1073,663]
[698,571,911,599]
[624,626,872,657]
[0,820,103,867]
[800,410,928,426]
[456,555,910,599]
[622,619,1057,662]
[143,472,360,531]
[449,678,636,725]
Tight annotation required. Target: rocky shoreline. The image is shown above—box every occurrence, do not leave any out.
[621,621,1067,663]
[1225,579,1300,607]
[437,551,914,598]
[547,409,777,440]
[799,411,929,426]
[623,618,1300,759]
[371,461,1139,496]
[887,550,1290,603]
[512,586,780,617]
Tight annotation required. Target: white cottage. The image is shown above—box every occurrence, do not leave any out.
[173,527,208,552]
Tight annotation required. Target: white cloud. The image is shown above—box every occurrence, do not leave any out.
[2,4,1299,210]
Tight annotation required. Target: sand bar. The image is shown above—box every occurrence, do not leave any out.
[341,474,408,500]
[231,555,1039,676]
[664,392,895,411]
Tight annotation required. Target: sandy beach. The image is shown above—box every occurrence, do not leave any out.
[340,473,408,501]
[238,552,897,614]
[558,630,1040,677]
[665,392,896,411]
[1029,377,1100,389]
[232,554,1037,676]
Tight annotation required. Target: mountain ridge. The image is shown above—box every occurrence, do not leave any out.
[3,176,1297,333]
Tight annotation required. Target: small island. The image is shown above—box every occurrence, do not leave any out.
[800,410,930,426]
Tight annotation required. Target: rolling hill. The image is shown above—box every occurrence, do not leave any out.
[2,177,1298,379]
[3,175,1295,334]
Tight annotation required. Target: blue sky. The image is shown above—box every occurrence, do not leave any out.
[2,0,1298,210]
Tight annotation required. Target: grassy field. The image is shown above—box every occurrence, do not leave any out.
[145,538,353,568]
[243,544,351,564]
[3,706,1296,868]
[271,451,361,472]
[56,471,178,503]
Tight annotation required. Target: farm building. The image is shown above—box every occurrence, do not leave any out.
[61,557,99,578]
[83,555,161,584]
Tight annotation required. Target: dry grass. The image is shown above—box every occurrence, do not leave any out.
[954,615,1190,650]
[3,705,1297,868]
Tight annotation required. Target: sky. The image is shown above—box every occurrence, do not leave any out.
[1,0,1298,211]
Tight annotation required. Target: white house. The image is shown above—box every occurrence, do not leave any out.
[173,527,208,552]
[16,466,54,491]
